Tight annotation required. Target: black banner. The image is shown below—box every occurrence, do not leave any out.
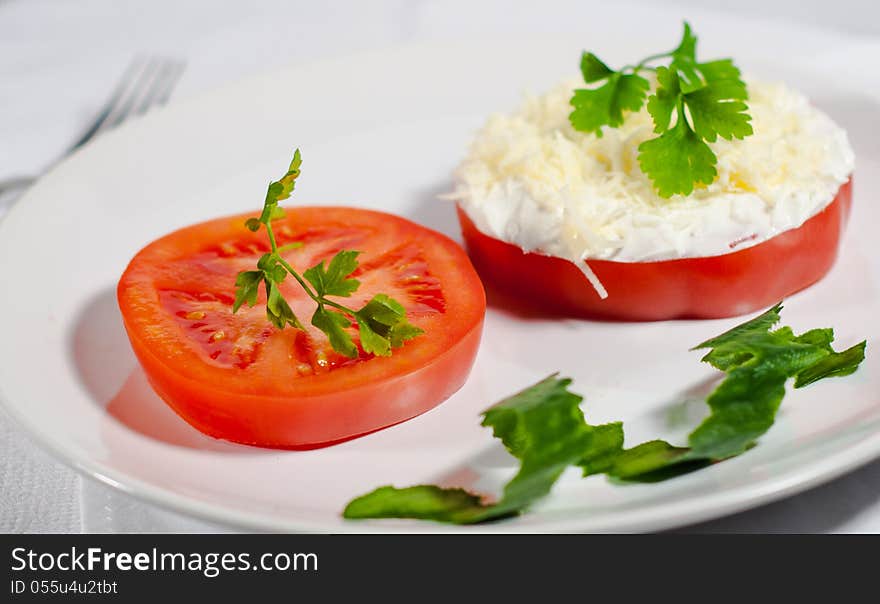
[0,533,872,600]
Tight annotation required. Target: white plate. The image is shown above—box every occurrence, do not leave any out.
[1,20,879,533]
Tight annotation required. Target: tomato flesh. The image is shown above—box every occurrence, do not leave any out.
[458,179,852,321]
[118,207,485,447]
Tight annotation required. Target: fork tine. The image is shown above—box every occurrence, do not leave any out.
[99,56,163,132]
[67,56,185,155]
[133,60,185,115]
[68,57,151,151]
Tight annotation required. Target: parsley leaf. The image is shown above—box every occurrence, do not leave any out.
[233,270,263,313]
[580,51,615,82]
[343,486,487,524]
[569,22,754,197]
[311,306,357,358]
[684,81,753,142]
[794,341,866,388]
[344,375,624,524]
[638,117,717,197]
[354,294,424,357]
[343,305,866,524]
[570,73,650,137]
[303,250,361,298]
[266,281,302,330]
[232,150,422,357]
[617,304,867,478]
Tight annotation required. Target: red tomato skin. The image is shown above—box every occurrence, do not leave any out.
[118,207,486,448]
[125,316,483,448]
[458,179,852,321]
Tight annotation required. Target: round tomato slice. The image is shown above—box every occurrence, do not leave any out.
[118,207,485,447]
[458,179,852,321]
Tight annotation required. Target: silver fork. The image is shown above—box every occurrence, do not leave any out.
[0,56,186,200]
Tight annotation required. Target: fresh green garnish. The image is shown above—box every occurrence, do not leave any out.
[233,150,423,358]
[343,304,865,524]
[569,22,753,197]
[344,375,624,524]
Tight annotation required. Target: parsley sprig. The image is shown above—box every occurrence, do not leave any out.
[570,22,754,197]
[233,150,423,358]
[343,304,866,524]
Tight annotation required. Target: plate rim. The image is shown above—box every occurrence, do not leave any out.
[3,380,879,532]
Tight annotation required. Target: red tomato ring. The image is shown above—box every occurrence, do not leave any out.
[458,178,852,321]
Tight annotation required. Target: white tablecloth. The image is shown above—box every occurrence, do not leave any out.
[2,0,879,533]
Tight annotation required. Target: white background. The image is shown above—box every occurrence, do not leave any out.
[1,0,879,532]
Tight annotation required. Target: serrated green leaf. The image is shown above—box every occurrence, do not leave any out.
[694,304,783,352]
[794,341,867,388]
[256,253,274,272]
[569,73,650,137]
[303,250,361,298]
[681,306,863,461]
[672,21,697,61]
[342,306,867,524]
[311,306,357,358]
[638,119,718,197]
[265,280,302,330]
[233,270,263,313]
[255,253,287,284]
[684,82,753,142]
[356,317,391,357]
[646,66,680,133]
[344,375,623,523]
[580,51,614,83]
[697,59,745,89]
[257,150,303,225]
[670,22,703,93]
[357,293,405,326]
[355,294,424,351]
[275,148,302,201]
[388,321,424,348]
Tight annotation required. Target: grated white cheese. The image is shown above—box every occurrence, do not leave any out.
[454,77,854,270]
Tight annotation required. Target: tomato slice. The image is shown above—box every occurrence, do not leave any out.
[118,207,485,447]
[458,179,852,321]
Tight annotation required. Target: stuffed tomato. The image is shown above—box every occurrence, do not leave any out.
[453,77,854,320]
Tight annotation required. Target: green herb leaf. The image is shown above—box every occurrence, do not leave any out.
[645,66,680,133]
[303,250,361,298]
[233,150,422,357]
[579,51,614,83]
[570,73,650,137]
[344,486,488,524]
[669,22,702,93]
[680,305,865,462]
[388,321,425,348]
[354,294,424,356]
[606,440,692,480]
[684,82,753,142]
[233,270,264,313]
[569,21,754,197]
[343,375,624,524]
[265,281,302,330]
[794,341,866,388]
[637,118,717,197]
[343,304,866,524]
[356,318,391,357]
[311,306,357,358]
